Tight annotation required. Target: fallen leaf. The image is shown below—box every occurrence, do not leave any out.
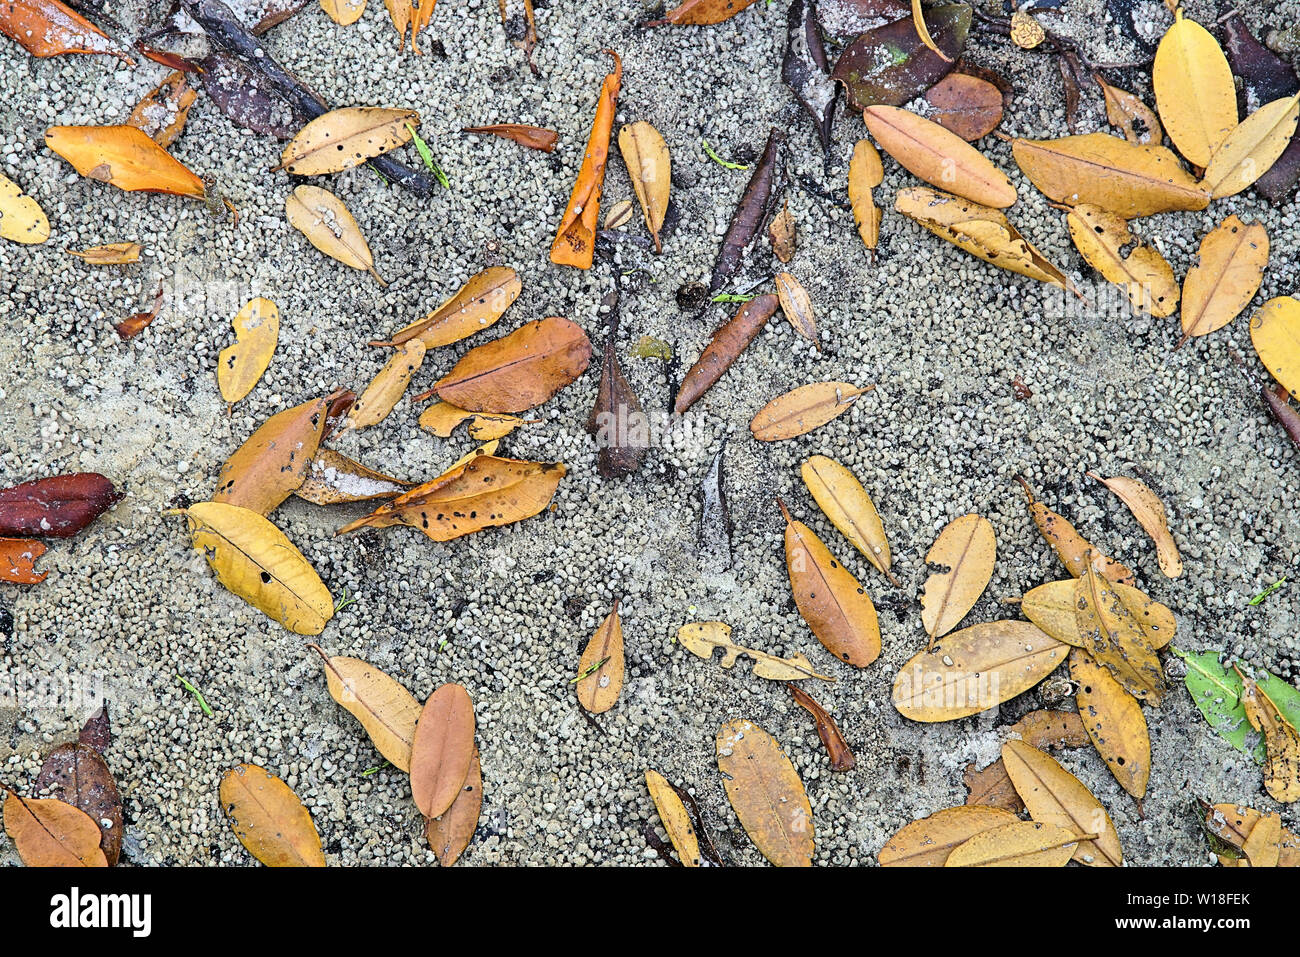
[65,242,141,264]
[1096,76,1163,145]
[1007,709,1090,750]
[946,820,1078,867]
[750,381,871,441]
[294,448,410,505]
[1064,204,1178,317]
[1008,9,1045,50]
[1002,739,1123,866]
[818,0,908,36]
[801,454,897,585]
[1020,578,1175,649]
[603,199,634,230]
[219,764,325,867]
[879,805,1018,866]
[343,340,426,432]
[0,0,129,62]
[1221,11,1299,113]
[1242,811,1282,867]
[373,267,521,349]
[1074,555,1165,704]
[411,684,476,819]
[218,297,279,406]
[864,105,1016,207]
[417,401,530,442]
[674,294,779,414]
[1241,675,1300,803]
[699,441,733,573]
[187,502,333,634]
[78,704,111,754]
[774,271,817,348]
[1251,297,1300,398]
[575,602,624,714]
[1153,9,1238,167]
[275,107,418,176]
[128,72,197,148]
[963,760,1023,812]
[646,0,761,26]
[114,282,164,340]
[910,0,951,61]
[716,719,814,867]
[0,538,46,584]
[462,124,558,152]
[848,139,883,253]
[427,315,591,414]
[1088,472,1182,578]
[321,0,366,24]
[920,513,995,645]
[892,620,1068,721]
[1179,216,1268,342]
[787,684,855,771]
[768,199,796,263]
[336,455,565,542]
[644,769,701,867]
[1204,803,1300,867]
[425,749,482,866]
[45,125,205,197]
[710,128,782,293]
[34,742,122,865]
[285,185,385,285]
[0,472,121,538]
[1070,648,1151,799]
[1201,94,1300,198]
[832,3,969,111]
[550,51,621,269]
[587,335,648,480]
[1010,133,1210,218]
[2,792,107,867]
[676,620,834,682]
[618,121,670,253]
[1016,476,1136,585]
[1173,649,1264,759]
[200,51,310,140]
[0,172,50,244]
[309,645,422,771]
[923,72,1003,140]
[782,0,837,151]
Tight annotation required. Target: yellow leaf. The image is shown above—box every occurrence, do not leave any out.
[1064,204,1178,317]
[864,105,1016,208]
[1202,94,1300,198]
[675,621,834,682]
[65,242,141,264]
[618,121,670,253]
[1069,648,1151,799]
[892,621,1068,722]
[45,125,206,197]
[946,820,1078,867]
[1241,676,1300,804]
[343,339,427,432]
[1021,578,1176,650]
[716,719,814,867]
[847,139,883,253]
[310,646,422,771]
[1002,739,1123,867]
[276,107,419,176]
[320,0,366,24]
[1008,10,1045,50]
[1180,215,1269,341]
[774,271,818,349]
[920,513,995,644]
[800,454,897,585]
[0,172,49,244]
[1242,812,1282,868]
[374,267,521,348]
[418,400,529,442]
[1074,557,1165,704]
[1153,10,1239,167]
[644,769,701,867]
[750,381,871,441]
[575,602,624,714]
[285,185,385,285]
[1250,296,1300,397]
[878,805,1018,866]
[1088,471,1182,578]
[219,764,326,867]
[217,297,279,406]
[1011,132,1210,218]
[186,501,334,635]
[1205,803,1300,867]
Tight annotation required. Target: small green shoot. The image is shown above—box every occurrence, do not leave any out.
[370,164,391,186]
[702,138,748,171]
[1248,579,1286,606]
[334,588,358,613]
[570,655,611,684]
[361,761,392,778]
[710,292,757,303]
[407,123,451,188]
[176,675,213,717]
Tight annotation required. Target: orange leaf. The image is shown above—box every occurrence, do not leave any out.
[45,125,206,197]
[0,538,47,584]
[1,0,130,63]
[462,124,558,152]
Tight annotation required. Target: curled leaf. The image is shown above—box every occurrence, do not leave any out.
[0,0,130,62]
[710,128,782,293]
[1074,555,1165,704]
[550,51,621,269]
[128,72,196,148]
[1241,676,1300,803]
[295,448,411,505]
[462,124,558,152]
[774,271,817,349]
[65,242,141,264]
[1087,472,1182,578]
[782,0,837,151]
[1017,476,1135,585]
[646,0,761,26]
[787,684,855,771]
[0,538,47,584]
[1096,76,1162,145]
[769,199,796,263]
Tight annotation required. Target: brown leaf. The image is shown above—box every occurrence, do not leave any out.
[1241,675,1300,803]
[923,73,1003,141]
[646,0,761,26]
[411,684,476,819]
[786,684,855,771]
[1096,75,1163,145]
[774,271,817,349]
[576,602,625,714]
[429,316,592,414]
[1088,472,1182,577]
[879,805,1018,866]
[425,749,482,866]
[462,124,558,152]
[711,128,782,293]
[0,0,130,62]
[1007,710,1090,751]
[219,764,326,867]
[1205,803,1300,867]
[34,742,122,866]
[963,760,1024,812]
[0,472,121,538]
[768,198,796,263]
[294,448,411,505]
[65,242,142,265]
[115,282,164,339]
[550,52,621,269]
[128,72,197,148]
[45,125,205,197]
[1002,739,1123,867]
[0,538,47,584]
[750,381,872,441]
[78,704,112,754]
[1017,476,1136,585]
[674,294,779,415]
[2,792,107,867]
[587,337,647,479]
[920,513,995,645]
[716,718,814,867]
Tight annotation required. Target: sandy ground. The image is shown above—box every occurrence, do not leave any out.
[2,0,1298,866]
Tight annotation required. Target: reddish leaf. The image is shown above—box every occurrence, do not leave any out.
[114,283,164,339]
[78,704,112,754]
[787,683,856,771]
[0,0,131,62]
[462,124,558,152]
[0,473,122,538]
[675,294,779,414]
[35,743,123,866]
[411,684,476,820]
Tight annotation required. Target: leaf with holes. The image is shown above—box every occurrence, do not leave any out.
[920,513,994,644]
[275,107,418,176]
[218,298,279,406]
[0,173,49,245]
[1070,648,1150,799]
[1064,205,1178,318]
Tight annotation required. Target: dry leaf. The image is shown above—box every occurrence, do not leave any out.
[310,645,422,771]
[321,0,366,25]
[923,73,1003,141]
[1069,648,1150,799]
[879,805,1018,866]
[910,0,952,62]
[780,499,882,668]
[1202,94,1300,198]
[947,820,1078,867]
[674,294,779,415]
[1251,296,1300,397]
[603,199,634,230]
[418,401,530,442]
[1241,676,1300,803]
[187,502,334,635]
[644,769,701,867]
[294,448,410,505]
[425,749,482,866]
[751,381,871,441]
[575,602,624,714]
[716,719,813,867]
[801,454,897,585]
[848,139,883,253]
[1064,204,1178,317]
[218,297,279,406]
[2,792,107,867]
[374,267,521,349]
[115,282,164,340]
[894,187,1073,289]
[128,72,196,148]
[34,742,122,865]
[892,621,1068,722]
[587,342,648,480]
[774,272,817,349]
[1011,133,1210,218]
[1009,9,1045,50]
[963,760,1024,812]
[45,125,206,197]
[1088,472,1182,577]
[428,316,592,414]
[285,185,385,285]
[411,684,476,819]
[1179,216,1268,341]
[1153,10,1238,167]
[1017,476,1136,585]
[0,0,129,62]
[1243,811,1282,867]
[0,472,121,539]
[0,172,50,244]
[863,105,1016,207]
[787,684,856,771]
[1074,555,1165,704]
[647,0,761,26]
[1205,803,1300,867]
[336,455,565,542]
[219,764,325,867]
[710,128,781,292]
[831,3,968,111]
[769,199,796,263]
[920,513,995,645]
[1002,739,1123,867]
[343,340,426,432]
[782,0,836,152]
[65,242,141,264]
[1096,76,1163,145]
[462,124,557,151]
[550,52,621,269]
[619,121,670,253]
[275,107,418,176]
[1020,578,1176,650]
[675,621,834,682]
[0,538,47,584]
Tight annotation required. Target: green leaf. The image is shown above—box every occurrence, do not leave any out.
[1172,648,1264,762]
[407,123,450,188]
[710,292,757,303]
[1248,578,1286,605]
[702,138,748,171]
